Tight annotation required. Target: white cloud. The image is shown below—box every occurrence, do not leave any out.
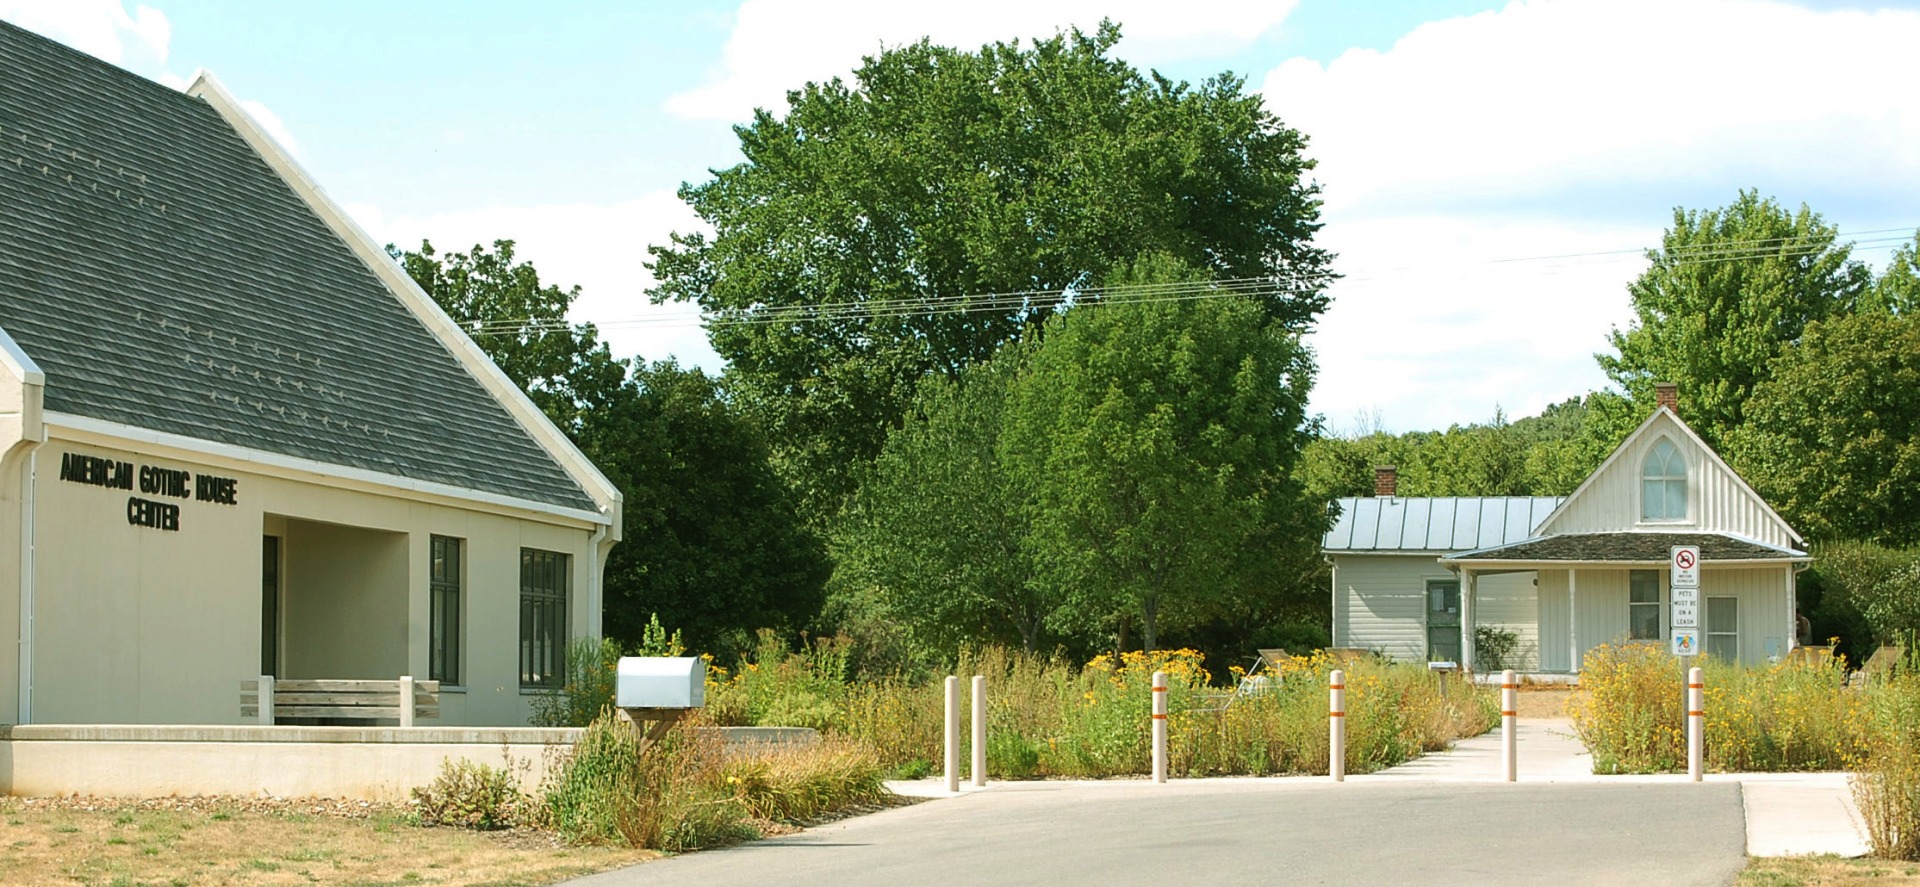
[0,0,170,66]
[345,192,724,373]
[1264,0,1920,431]
[1262,0,1920,218]
[667,0,1298,121]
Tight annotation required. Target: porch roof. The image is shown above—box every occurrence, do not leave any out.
[1441,531,1808,565]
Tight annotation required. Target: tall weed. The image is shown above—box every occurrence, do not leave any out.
[1855,675,1920,860]
[1571,642,1863,774]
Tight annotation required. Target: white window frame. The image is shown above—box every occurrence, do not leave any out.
[1628,569,1661,641]
[1706,595,1739,662]
[1641,437,1688,522]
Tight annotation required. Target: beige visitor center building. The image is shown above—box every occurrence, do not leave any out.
[0,21,623,728]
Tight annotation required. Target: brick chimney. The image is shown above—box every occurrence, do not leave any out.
[1374,465,1398,498]
[1654,382,1678,415]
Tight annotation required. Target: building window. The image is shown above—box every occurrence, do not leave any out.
[520,549,569,690]
[1641,438,1687,521]
[430,536,462,686]
[1706,596,1738,662]
[1629,570,1660,641]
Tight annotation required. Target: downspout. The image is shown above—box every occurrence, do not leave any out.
[17,449,36,724]
[1325,555,1338,648]
[587,521,610,640]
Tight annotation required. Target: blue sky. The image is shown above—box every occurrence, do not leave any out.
[8,0,1919,433]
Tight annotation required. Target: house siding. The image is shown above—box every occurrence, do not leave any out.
[1473,572,1541,672]
[1332,554,1452,662]
[1541,413,1795,547]
[1538,570,1570,672]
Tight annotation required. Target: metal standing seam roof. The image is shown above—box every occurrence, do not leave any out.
[0,22,596,512]
[1322,496,1566,552]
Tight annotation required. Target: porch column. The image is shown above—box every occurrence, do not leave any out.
[1568,569,1580,674]
[1461,568,1477,672]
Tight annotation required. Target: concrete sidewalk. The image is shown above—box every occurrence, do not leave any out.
[1358,718,1871,857]
[888,717,1872,858]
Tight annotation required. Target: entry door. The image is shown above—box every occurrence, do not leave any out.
[1427,579,1462,663]
[262,535,281,677]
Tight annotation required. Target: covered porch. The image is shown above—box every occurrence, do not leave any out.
[1447,532,1809,674]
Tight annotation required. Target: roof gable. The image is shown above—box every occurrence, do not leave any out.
[0,22,607,516]
[1323,496,1564,552]
[1535,407,1799,546]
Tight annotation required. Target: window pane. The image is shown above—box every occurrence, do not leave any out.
[519,548,569,689]
[1630,604,1659,640]
[1630,571,1658,604]
[1707,597,1737,633]
[1707,634,1738,662]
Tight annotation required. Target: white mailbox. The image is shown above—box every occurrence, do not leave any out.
[616,657,706,709]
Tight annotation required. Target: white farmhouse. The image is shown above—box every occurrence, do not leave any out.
[1325,386,1807,673]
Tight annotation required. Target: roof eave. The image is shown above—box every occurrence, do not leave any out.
[184,71,623,542]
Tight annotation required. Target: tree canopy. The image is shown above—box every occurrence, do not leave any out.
[397,241,827,660]
[1597,190,1871,449]
[1001,258,1323,652]
[648,22,1333,528]
[1729,312,1920,545]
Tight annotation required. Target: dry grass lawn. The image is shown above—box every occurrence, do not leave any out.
[1514,687,1578,719]
[1741,855,1920,885]
[0,797,654,886]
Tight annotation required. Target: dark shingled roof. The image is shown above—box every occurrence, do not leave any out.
[1449,532,1806,563]
[0,22,595,512]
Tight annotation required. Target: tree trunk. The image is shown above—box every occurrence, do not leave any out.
[1142,595,1159,653]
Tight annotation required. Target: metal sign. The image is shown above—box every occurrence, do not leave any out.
[1672,602,1699,629]
[1672,629,1699,657]
[1671,546,1700,588]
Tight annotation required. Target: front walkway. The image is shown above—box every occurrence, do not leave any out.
[1360,717,1870,857]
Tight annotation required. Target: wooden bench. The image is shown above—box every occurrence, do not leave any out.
[241,676,440,726]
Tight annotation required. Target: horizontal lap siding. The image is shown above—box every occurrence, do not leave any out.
[1474,573,1540,672]
[1333,555,1448,663]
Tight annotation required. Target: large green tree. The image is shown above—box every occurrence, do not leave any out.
[1597,191,1871,448]
[1000,258,1323,652]
[831,347,1051,655]
[648,22,1333,528]
[598,361,830,660]
[1727,312,1920,545]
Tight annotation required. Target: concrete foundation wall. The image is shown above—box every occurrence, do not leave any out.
[0,725,818,801]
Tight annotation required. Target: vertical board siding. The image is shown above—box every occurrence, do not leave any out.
[1333,555,1451,662]
[1574,569,1632,664]
[1537,570,1570,673]
[1542,414,1795,547]
[1707,567,1792,664]
[1474,572,1541,672]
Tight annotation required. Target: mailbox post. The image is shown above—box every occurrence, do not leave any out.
[616,657,707,740]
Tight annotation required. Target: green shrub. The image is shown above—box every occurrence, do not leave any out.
[411,758,526,830]
[1856,675,1920,860]
[1474,626,1520,673]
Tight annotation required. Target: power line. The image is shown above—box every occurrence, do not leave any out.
[454,225,1920,335]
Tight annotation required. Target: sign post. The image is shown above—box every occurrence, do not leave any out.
[1670,546,1702,769]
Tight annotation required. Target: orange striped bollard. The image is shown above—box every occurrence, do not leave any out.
[1329,669,1346,782]
[1151,671,1168,784]
[1502,669,1517,782]
[1688,667,1704,782]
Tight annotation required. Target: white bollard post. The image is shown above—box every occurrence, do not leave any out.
[1329,669,1346,782]
[944,676,960,793]
[1151,671,1168,784]
[971,675,987,788]
[1502,669,1517,782]
[1688,667,1704,782]
[399,675,415,728]
[257,674,275,726]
